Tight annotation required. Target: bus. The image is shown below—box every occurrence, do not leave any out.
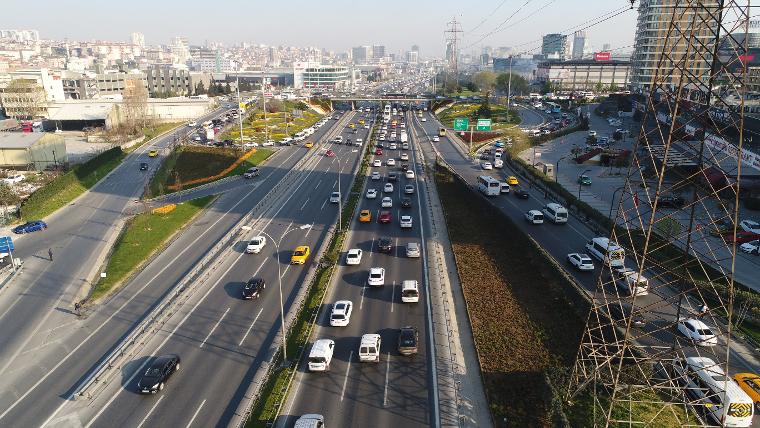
[529,93,541,101]
[545,102,561,114]
[477,175,501,196]
[438,128,446,137]
[383,105,391,122]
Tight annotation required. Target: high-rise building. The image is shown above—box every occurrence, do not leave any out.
[406,50,419,64]
[411,44,419,53]
[351,46,370,64]
[131,32,145,48]
[542,33,567,59]
[572,31,586,60]
[268,46,281,67]
[630,0,719,93]
[0,30,39,43]
[170,36,190,65]
[372,45,385,60]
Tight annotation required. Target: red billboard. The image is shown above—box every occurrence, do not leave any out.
[594,51,611,61]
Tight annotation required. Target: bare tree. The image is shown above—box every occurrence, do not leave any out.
[0,183,20,224]
[122,78,150,134]
[0,79,47,120]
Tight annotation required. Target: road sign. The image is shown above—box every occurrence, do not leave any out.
[453,118,469,131]
[0,236,14,253]
[476,119,492,131]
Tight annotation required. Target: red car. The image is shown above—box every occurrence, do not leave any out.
[375,148,383,156]
[723,230,760,244]
[325,149,335,157]
[378,210,392,224]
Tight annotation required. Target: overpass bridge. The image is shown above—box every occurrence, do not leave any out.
[326,95,453,110]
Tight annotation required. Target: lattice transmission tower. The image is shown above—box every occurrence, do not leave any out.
[568,0,752,426]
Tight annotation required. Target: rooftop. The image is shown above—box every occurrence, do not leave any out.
[0,132,46,149]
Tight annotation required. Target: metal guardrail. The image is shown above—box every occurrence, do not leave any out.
[74,113,354,402]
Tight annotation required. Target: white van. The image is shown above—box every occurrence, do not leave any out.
[585,237,625,267]
[294,414,325,428]
[401,280,420,303]
[308,339,335,372]
[608,267,649,296]
[358,334,381,362]
[542,203,568,224]
[500,183,510,194]
[671,357,754,427]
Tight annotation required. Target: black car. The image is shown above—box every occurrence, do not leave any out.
[242,277,266,299]
[378,237,393,253]
[480,153,490,160]
[401,198,412,208]
[377,142,384,148]
[513,188,530,199]
[659,195,685,208]
[139,162,148,171]
[388,172,398,182]
[137,354,180,394]
[398,326,419,356]
[401,164,409,172]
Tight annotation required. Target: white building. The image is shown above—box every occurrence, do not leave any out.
[293,62,352,91]
[131,32,145,48]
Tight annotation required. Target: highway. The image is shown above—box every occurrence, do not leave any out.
[0,108,343,427]
[280,111,436,427]
[413,110,760,425]
[49,111,369,427]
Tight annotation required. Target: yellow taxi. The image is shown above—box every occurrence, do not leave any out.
[348,123,355,129]
[359,209,372,223]
[358,119,365,125]
[507,176,519,186]
[304,141,314,148]
[734,373,760,406]
[148,150,158,157]
[290,246,310,265]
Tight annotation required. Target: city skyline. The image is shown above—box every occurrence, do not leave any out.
[0,0,638,56]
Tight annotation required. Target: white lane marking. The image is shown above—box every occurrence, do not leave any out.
[314,180,322,190]
[383,351,391,407]
[239,308,264,346]
[300,198,310,211]
[321,199,328,211]
[199,307,230,348]
[135,395,164,428]
[18,338,63,356]
[391,281,395,312]
[340,350,353,402]
[184,399,206,428]
[360,286,366,310]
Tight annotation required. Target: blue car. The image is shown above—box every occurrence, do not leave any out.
[13,220,47,234]
[494,141,505,148]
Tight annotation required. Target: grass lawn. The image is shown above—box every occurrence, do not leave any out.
[89,195,214,301]
[21,147,125,221]
[437,102,518,130]
[225,149,274,178]
[221,108,322,144]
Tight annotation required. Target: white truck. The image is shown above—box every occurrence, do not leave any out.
[400,132,408,143]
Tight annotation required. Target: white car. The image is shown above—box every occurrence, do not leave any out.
[387,158,396,166]
[346,248,363,265]
[421,117,427,122]
[366,188,378,199]
[3,174,24,184]
[432,136,440,142]
[371,172,381,180]
[373,159,382,167]
[567,253,594,271]
[400,153,409,161]
[405,170,415,179]
[381,197,393,208]
[246,236,267,254]
[740,239,759,254]
[384,183,394,193]
[329,300,353,327]
[740,219,760,234]
[262,140,275,147]
[389,143,397,150]
[677,318,718,346]
[356,138,363,145]
[402,143,410,150]
[329,192,340,203]
[525,210,544,224]
[400,215,413,228]
[481,162,493,170]
[404,184,414,194]
[367,267,385,287]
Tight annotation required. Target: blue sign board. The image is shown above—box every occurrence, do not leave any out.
[0,236,14,253]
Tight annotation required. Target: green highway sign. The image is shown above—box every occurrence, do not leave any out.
[476,119,492,131]
[453,118,469,131]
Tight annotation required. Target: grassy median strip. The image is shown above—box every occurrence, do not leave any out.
[246,119,374,428]
[89,195,214,301]
[20,147,125,221]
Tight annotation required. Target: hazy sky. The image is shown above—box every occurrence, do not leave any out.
[1,0,638,56]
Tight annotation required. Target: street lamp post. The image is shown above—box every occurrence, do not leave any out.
[555,155,567,181]
[240,223,312,362]
[578,168,591,200]
[609,185,626,221]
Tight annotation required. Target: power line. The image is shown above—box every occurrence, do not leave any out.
[463,0,533,51]
[466,0,510,35]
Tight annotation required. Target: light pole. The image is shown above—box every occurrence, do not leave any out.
[236,73,245,151]
[240,223,313,362]
[507,55,513,111]
[555,155,567,181]
[609,185,626,221]
[578,168,591,200]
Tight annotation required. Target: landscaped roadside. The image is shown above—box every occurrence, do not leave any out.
[220,100,322,144]
[88,195,214,301]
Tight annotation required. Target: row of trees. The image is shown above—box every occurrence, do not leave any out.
[439,71,531,97]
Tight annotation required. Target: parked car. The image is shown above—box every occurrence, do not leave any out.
[567,253,594,271]
[659,194,685,208]
[137,354,180,394]
[243,167,260,178]
[242,277,266,299]
[740,219,760,234]
[13,220,47,234]
[740,239,760,254]
[723,230,760,244]
[398,326,419,356]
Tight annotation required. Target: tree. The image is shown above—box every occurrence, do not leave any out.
[476,97,492,119]
[122,78,150,134]
[595,81,605,94]
[656,217,682,243]
[464,81,478,92]
[225,82,232,94]
[195,81,206,95]
[496,73,529,96]
[472,71,497,93]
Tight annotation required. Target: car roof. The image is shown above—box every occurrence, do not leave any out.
[361,333,381,344]
[348,248,361,254]
[370,267,384,273]
[683,318,710,329]
[402,280,418,289]
[295,245,309,251]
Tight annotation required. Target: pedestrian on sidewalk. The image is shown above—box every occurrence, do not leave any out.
[74,301,82,317]
[48,248,53,261]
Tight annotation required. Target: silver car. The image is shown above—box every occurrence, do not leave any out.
[406,242,420,258]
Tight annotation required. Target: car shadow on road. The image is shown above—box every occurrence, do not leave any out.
[121,356,151,394]
[223,280,244,300]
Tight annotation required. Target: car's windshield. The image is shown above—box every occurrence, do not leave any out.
[145,367,161,377]
[294,250,305,256]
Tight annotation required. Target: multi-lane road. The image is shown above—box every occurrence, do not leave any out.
[281,111,436,427]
